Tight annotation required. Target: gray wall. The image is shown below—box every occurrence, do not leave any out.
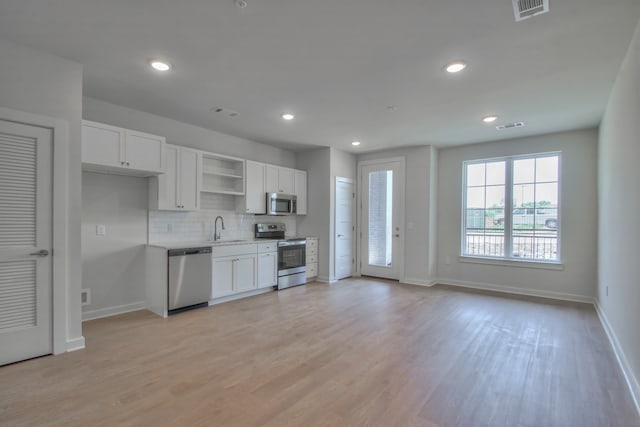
[296,148,332,280]
[0,38,83,345]
[83,97,296,168]
[82,172,148,318]
[437,128,598,300]
[358,146,437,285]
[598,22,640,401]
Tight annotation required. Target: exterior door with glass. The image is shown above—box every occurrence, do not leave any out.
[360,159,404,280]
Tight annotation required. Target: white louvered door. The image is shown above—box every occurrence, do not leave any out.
[0,119,52,366]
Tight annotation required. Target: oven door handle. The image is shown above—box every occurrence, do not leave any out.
[278,241,306,247]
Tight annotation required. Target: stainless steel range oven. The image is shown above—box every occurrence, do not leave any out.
[255,223,307,290]
[277,239,306,289]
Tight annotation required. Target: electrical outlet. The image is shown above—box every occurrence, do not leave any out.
[167,223,173,233]
[606,285,609,297]
[81,288,91,306]
[96,224,106,236]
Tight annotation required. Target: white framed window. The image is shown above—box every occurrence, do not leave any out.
[462,152,560,263]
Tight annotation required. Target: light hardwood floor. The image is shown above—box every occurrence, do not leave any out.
[1,278,638,426]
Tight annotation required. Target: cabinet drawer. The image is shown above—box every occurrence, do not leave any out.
[211,243,257,258]
[306,239,318,248]
[306,255,317,264]
[258,242,277,253]
[306,265,318,278]
[306,247,317,256]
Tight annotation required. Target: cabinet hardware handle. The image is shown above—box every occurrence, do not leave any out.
[126,162,130,166]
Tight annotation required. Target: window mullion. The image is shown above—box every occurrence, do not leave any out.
[504,160,513,259]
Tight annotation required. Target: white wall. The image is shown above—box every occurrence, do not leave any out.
[296,148,331,280]
[437,128,598,301]
[82,172,148,319]
[0,38,83,349]
[83,97,296,167]
[357,146,437,285]
[598,21,640,406]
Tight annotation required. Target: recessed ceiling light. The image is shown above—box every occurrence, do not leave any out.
[282,113,295,121]
[482,115,498,123]
[150,60,171,72]
[445,61,467,73]
[351,141,361,146]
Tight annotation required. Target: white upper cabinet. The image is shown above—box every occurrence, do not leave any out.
[265,164,295,194]
[82,120,165,176]
[149,144,200,211]
[278,167,295,194]
[294,170,307,215]
[124,130,165,174]
[239,160,266,214]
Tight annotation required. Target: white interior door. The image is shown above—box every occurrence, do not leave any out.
[335,177,354,280]
[0,119,53,366]
[360,159,404,280]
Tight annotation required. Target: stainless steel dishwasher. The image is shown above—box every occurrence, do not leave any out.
[168,246,212,315]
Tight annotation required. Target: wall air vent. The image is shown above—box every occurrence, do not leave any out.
[210,107,240,118]
[513,0,549,21]
[496,122,524,130]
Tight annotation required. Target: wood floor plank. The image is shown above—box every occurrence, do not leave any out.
[0,278,637,426]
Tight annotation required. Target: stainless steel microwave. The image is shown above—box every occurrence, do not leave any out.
[266,192,297,215]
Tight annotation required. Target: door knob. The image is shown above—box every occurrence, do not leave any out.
[30,249,49,257]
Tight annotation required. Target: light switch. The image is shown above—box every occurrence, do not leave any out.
[96,224,106,236]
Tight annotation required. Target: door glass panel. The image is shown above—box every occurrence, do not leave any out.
[367,170,393,267]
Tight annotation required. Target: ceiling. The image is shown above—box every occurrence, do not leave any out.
[0,0,638,153]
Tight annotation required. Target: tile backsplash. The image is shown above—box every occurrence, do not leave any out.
[148,194,297,244]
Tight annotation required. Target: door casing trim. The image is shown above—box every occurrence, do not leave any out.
[0,106,76,355]
[356,157,406,281]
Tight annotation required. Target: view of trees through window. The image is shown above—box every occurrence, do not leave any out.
[463,153,559,261]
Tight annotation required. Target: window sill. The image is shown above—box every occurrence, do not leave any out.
[459,256,564,271]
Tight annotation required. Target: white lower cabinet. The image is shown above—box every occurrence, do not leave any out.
[306,237,318,280]
[211,243,269,299]
[211,257,235,297]
[234,255,257,293]
[257,252,277,288]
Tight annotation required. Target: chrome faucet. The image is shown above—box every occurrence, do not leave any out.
[213,216,225,241]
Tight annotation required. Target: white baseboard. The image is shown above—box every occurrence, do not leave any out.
[594,302,640,416]
[436,278,594,304]
[65,336,85,352]
[82,301,146,321]
[209,287,274,305]
[317,275,338,284]
[401,277,436,287]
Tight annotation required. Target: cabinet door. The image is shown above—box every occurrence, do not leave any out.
[82,121,124,168]
[234,255,257,292]
[125,130,165,173]
[278,167,295,194]
[212,257,234,298]
[294,170,307,215]
[245,161,266,213]
[155,145,179,210]
[265,164,279,193]
[257,252,277,288]
[179,148,200,210]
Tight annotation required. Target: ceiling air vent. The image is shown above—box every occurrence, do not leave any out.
[513,0,549,21]
[496,122,524,130]
[210,107,240,118]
